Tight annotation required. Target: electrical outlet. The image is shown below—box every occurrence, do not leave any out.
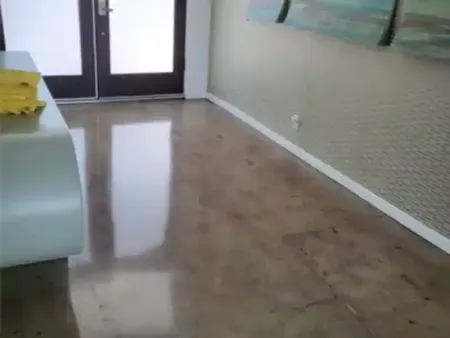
[291,114,302,131]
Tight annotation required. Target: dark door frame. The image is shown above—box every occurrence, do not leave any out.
[0,6,5,51]
[94,0,186,97]
[0,0,186,99]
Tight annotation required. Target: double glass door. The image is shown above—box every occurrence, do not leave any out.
[1,0,186,99]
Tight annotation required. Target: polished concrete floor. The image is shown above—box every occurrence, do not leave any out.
[2,100,450,338]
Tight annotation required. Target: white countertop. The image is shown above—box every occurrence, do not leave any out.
[0,51,84,267]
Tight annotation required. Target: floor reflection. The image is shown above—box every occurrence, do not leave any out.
[111,122,172,258]
[96,272,174,335]
[68,118,173,267]
[66,113,176,337]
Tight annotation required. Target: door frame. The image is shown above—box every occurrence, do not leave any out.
[94,0,186,97]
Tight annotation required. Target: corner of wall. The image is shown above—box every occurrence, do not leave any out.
[184,0,212,99]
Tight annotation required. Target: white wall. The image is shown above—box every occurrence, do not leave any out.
[184,0,211,99]
[208,0,450,245]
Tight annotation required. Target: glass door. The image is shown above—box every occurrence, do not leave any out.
[95,0,186,97]
[1,0,96,99]
[0,0,186,99]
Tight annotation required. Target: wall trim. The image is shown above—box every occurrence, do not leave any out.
[207,93,450,255]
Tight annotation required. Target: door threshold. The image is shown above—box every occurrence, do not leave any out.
[56,93,184,105]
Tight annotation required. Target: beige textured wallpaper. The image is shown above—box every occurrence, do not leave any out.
[208,0,450,237]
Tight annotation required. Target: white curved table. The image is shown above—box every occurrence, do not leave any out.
[0,52,84,268]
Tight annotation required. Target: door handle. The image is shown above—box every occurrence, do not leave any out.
[98,0,114,16]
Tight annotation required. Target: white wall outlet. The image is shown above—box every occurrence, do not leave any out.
[291,114,302,131]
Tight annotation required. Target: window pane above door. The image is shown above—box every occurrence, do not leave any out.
[2,0,83,76]
[109,0,175,74]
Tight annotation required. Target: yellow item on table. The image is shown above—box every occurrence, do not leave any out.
[0,99,47,116]
[0,69,41,87]
[0,69,46,116]
[0,84,38,100]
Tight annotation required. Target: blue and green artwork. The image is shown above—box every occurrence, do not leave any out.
[247,0,395,45]
[247,0,287,22]
[248,0,450,59]
[393,0,450,60]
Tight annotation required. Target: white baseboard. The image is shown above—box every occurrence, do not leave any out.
[184,91,208,100]
[207,93,450,254]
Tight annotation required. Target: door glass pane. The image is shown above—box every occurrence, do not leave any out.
[109,0,175,74]
[2,0,83,76]
[111,122,171,258]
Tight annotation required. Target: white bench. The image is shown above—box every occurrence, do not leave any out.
[0,51,84,268]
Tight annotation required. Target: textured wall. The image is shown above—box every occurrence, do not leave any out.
[208,0,450,236]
